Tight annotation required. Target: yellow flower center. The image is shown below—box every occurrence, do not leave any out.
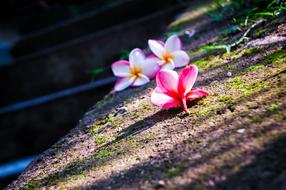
[129,65,143,78]
[162,51,174,64]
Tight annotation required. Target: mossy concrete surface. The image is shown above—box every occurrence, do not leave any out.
[6,2,286,190]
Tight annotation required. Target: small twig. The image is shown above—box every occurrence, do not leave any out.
[229,19,264,48]
[204,19,264,53]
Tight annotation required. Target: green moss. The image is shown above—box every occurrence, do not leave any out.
[272,113,285,121]
[247,64,265,71]
[125,137,137,146]
[45,176,65,187]
[22,180,41,190]
[131,108,145,120]
[105,115,115,124]
[254,28,267,37]
[188,48,207,58]
[88,123,102,133]
[227,76,271,96]
[242,85,254,96]
[165,163,185,178]
[221,50,240,59]
[221,48,261,60]
[38,160,88,188]
[192,56,223,70]
[230,77,244,89]
[94,131,155,164]
[88,115,115,133]
[94,146,122,162]
[192,57,208,69]
[250,115,267,123]
[268,104,279,112]
[94,135,107,145]
[116,118,125,125]
[64,158,81,170]
[218,95,233,102]
[243,81,271,96]
[92,137,140,162]
[190,47,261,70]
[28,140,131,188]
[242,48,262,56]
[222,47,260,59]
[66,169,86,181]
[137,131,154,145]
[263,49,286,65]
[195,105,221,117]
[141,101,151,111]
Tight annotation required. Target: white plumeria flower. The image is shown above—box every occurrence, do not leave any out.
[112,48,159,91]
[148,35,190,70]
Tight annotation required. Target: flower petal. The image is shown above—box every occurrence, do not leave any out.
[156,69,179,98]
[148,40,165,58]
[142,57,160,79]
[178,65,198,96]
[111,60,130,77]
[161,61,175,70]
[157,60,166,66]
[114,77,135,91]
[132,74,150,86]
[146,54,158,59]
[165,35,182,52]
[156,40,165,47]
[172,50,190,68]
[186,89,209,100]
[151,87,180,109]
[129,48,145,67]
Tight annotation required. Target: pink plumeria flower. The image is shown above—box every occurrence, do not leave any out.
[112,48,159,91]
[151,65,208,112]
[148,35,190,70]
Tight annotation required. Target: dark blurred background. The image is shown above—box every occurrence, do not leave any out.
[0,0,188,188]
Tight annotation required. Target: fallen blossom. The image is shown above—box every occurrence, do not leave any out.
[112,48,159,91]
[148,35,190,70]
[151,65,208,112]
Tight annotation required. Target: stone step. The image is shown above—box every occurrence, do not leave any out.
[0,81,113,163]
[0,4,186,107]
[12,0,180,57]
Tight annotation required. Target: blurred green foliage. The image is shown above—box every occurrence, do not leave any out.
[203,0,285,53]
